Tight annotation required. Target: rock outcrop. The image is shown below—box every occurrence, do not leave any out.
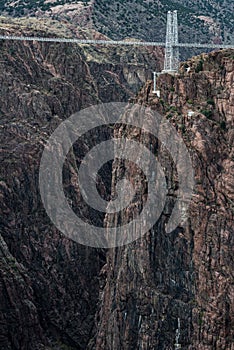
[91,49,234,350]
[0,19,162,349]
[0,16,233,349]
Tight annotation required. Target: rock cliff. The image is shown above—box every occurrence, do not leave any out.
[0,16,233,350]
[91,49,234,350]
[0,18,162,349]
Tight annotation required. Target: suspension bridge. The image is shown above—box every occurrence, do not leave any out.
[0,35,232,49]
[0,10,233,73]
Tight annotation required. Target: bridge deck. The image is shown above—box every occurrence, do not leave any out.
[0,35,233,49]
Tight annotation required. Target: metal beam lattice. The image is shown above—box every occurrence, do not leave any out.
[163,10,180,72]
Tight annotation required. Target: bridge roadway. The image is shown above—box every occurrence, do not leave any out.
[0,35,233,49]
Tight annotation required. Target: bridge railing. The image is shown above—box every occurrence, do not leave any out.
[0,35,233,49]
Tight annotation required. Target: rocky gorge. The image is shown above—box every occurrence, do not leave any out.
[0,18,233,350]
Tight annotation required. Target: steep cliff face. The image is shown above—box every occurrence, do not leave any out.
[92,50,234,350]
[0,19,162,349]
[0,36,101,350]
[0,17,233,350]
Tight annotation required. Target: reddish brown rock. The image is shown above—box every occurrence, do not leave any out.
[91,50,234,350]
[0,19,161,349]
[0,17,233,349]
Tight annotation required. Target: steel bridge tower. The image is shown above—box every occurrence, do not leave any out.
[163,10,180,73]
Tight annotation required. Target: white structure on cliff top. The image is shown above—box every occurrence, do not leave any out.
[152,71,161,97]
[174,317,182,349]
[163,10,180,73]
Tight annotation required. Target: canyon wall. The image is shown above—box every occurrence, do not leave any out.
[0,18,233,349]
[0,20,161,349]
[92,49,234,350]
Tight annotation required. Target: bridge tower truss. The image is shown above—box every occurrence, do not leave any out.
[163,10,180,73]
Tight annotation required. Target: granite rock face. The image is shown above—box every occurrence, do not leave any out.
[0,18,233,350]
[0,40,103,350]
[91,50,234,350]
[0,20,161,349]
